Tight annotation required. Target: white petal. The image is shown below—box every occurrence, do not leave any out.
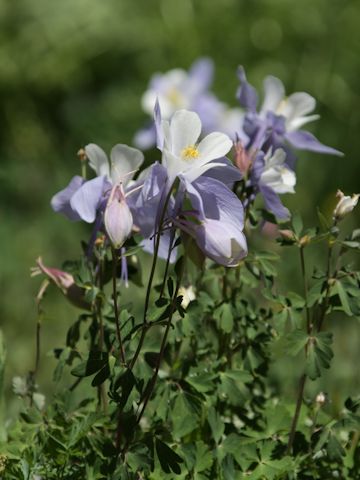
[169,110,201,156]
[197,132,233,162]
[261,76,285,115]
[279,92,316,129]
[266,148,286,168]
[85,144,110,178]
[288,114,320,132]
[110,144,144,185]
[182,162,226,184]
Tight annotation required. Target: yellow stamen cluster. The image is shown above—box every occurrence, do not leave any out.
[181,145,199,160]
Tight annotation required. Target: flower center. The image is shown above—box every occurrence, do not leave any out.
[181,145,199,160]
[167,88,183,107]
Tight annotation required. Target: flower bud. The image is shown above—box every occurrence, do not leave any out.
[333,190,359,221]
[33,257,91,310]
[315,392,327,406]
[104,184,133,249]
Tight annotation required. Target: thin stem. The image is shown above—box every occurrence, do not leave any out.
[135,256,185,425]
[159,229,176,298]
[287,247,311,452]
[97,257,107,412]
[111,248,126,364]
[286,374,306,454]
[317,243,334,333]
[300,246,311,334]
[129,183,175,370]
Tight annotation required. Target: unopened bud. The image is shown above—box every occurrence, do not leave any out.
[333,190,359,221]
[234,140,252,175]
[278,229,296,242]
[315,392,326,406]
[33,257,91,310]
[300,235,310,247]
[104,184,133,249]
[77,148,87,162]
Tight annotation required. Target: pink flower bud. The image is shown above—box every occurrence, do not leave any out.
[34,257,91,310]
[104,184,133,249]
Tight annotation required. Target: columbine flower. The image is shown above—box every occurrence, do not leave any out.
[177,176,248,267]
[159,109,233,184]
[237,66,342,158]
[250,148,295,219]
[51,143,144,223]
[259,149,296,194]
[333,190,360,221]
[134,58,245,149]
[104,184,133,249]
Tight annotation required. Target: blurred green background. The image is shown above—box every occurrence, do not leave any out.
[1,0,359,416]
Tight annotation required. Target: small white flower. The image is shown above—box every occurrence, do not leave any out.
[178,285,196,308]
[260,76,319,132]
[333,190,360,221]
[161,109,233,183]
[260,149,296,194]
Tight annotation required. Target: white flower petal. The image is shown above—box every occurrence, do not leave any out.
[85,144,110,178]
[110,144,144,185]
[169,110,201,156]
[261,76,285,115]
[182,162,226,184]
[279,92,316,130]
[197,132,232,162]
[288,114,320,132]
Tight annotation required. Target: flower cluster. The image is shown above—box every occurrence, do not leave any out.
[51,60,343,274]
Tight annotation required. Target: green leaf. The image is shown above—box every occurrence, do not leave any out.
[333,280,353,316]
[194,441,213,473]
[71,352,108,377]
[172,392,201,438]
[155,438,183,475]
[186,370,216,393]
[305,332,333,380]
[91,363,110,386]
[208,407,225,444]
[285,329,308,356]
[292,212,303,237]
[213,303,233,333]
[317,207,330,231]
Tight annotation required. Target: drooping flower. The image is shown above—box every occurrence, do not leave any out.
[104,184,133,249]
[177,175,248,267]
[237,67,343,158]
[51,143,144,223]
[333,190,360,221]
[31,257,91,310]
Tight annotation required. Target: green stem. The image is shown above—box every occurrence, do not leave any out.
[111,248,126,364]
[135,255,185,425]
[287,247,311,453]
[286,373,306,454]
[300,246,311,334]
[129,183,175,370]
